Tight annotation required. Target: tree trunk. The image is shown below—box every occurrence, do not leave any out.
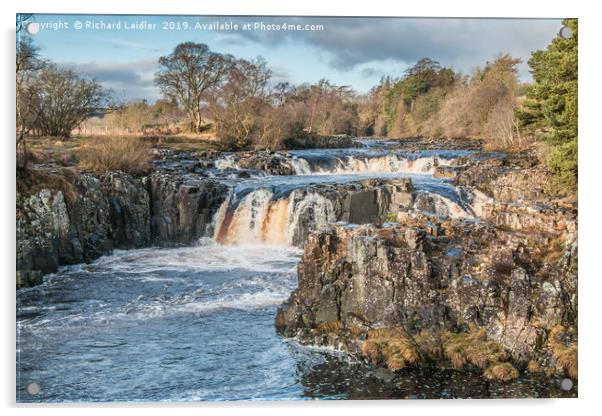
[194,109,203,133]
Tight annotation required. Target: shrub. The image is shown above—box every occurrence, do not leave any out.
[78,136,153,175]
[385,212,399,223]
[25,65,114,138]
[547,139,578,189]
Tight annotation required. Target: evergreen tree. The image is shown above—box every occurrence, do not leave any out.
[518,19,578,188]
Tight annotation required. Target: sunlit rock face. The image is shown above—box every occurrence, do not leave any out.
[275,148,577,380]
[276,214,576,369]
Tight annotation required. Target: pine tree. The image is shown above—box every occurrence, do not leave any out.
[517,18,578,188]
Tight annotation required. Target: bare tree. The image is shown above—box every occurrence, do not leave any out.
[272,81,293,106]
[16,15,46,169]
[155,42,231,133]
[25,66,114,138]
[209,57,273,149]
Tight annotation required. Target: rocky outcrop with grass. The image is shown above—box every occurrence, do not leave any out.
[276,150,578,382]
[275,215,577,381]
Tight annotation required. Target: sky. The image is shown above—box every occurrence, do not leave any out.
[21,14,564,102]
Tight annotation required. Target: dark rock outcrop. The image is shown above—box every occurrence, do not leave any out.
[16,170,228,288]
[16,171,151,287]
[289,178,414,246]
[366,137,483,151]
[147,174,228,244]
[231,151,297,175]
[283,134,357,150]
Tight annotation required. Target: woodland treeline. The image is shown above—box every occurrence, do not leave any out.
[16,17,577,187]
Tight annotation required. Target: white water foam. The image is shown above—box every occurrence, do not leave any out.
[292,155,440,175]
[213,189,335,246]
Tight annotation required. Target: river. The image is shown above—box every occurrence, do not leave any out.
[16,142,573,401]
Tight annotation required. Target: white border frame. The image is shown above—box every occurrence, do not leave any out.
[2,1,599,415]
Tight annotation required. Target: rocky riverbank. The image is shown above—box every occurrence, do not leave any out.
[275,148,578,383]
[16,169,227,287]
[16,138,578,386]
[18,137,485,288]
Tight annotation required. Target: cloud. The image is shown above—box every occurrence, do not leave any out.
[267,63,291,84]
[59,59,161,101]
[214,34,250,47]
[51,17,563,100]
[359,67,382,78]
[217,17,561,80]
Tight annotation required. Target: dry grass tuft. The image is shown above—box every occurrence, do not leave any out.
[358,326,522,380]
[413,330,443,360]
[442,329,507,370]
[78,136,153,175]
[527,360,542,373]
[17,167,79,205]
[317,320,344,334]
[549,325,578,379]
[348,325,366,338]
[483,362,519,382]
[360,327,419,371]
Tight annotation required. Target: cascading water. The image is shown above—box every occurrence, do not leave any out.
[289,157,312,175]
[300,153,439,175]
[213,148,469,177]
[213,188,336,246]
[17,142,505,403]
[207,147,480,249]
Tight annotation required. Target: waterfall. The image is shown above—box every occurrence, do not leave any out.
[289,157,312,175]
[210,148,475,247]
[214,151,462,176]
[214,154,237,169]
[213,189,335,247]
[291,154,444,175]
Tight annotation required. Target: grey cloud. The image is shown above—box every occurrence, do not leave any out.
[360,67,384,78]
[105,37,164,52]
[214,17,562,80]
[214,34,250,47]
[59,60,160,101]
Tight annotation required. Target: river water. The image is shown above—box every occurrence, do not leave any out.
[16,143,574,402]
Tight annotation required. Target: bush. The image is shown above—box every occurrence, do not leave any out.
[78,136,153,175]
[546,139,578,189]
